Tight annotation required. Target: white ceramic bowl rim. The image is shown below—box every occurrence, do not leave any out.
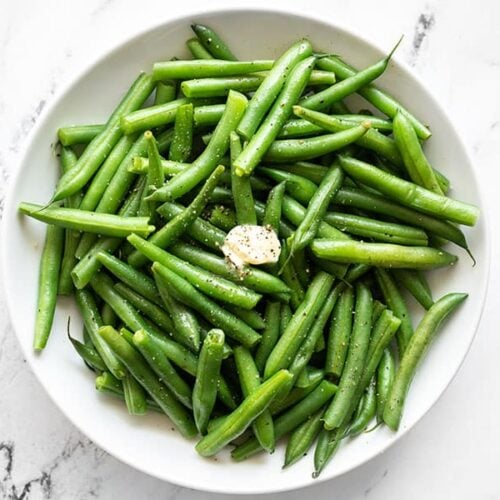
[1,6,491,495]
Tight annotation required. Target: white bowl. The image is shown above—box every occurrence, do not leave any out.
[1,8,489,495]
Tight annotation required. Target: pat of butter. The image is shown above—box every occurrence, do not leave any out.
[221,225,281,270]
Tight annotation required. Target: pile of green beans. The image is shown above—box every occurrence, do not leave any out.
[20,23,477,476]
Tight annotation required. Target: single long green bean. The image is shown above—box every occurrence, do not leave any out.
[33,224,64,350]
[324,212,429,246]
[19,203,154,238]
[263,124,369,163]
[393,110,443,194]
[383,293,467,430]
[312,239,458,270]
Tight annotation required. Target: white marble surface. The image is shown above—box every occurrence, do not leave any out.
[1,1,499,498]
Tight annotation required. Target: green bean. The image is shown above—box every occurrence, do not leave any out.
[33,223,64,350]
[263,123,369,163]
[234,346,275,452]
[58,124,105,146]
[277,119,324,139]
[235,55,314,176]
[137,131,165,217]
[225,305,266,331]
[152,263,261,348]
[231,379,337,461]
[292,249,310,289]
[19,203,154,238]
[324,283,372,430]
[325,286,354,379]
[154,81,177,105]
[229,132,256,224]
[376,348,395,421]
[101,302,118,327]
[301,46,398,111]
[312,239,458,270]
[268,162,326,185]
[154,275,201,352]
[324,212,428,246]
[186,37,214,59]
[383,293,467,430]
[168,103,194,162]
[95,251,161,304]
[168,241,290,295]
[99,325,197,437]
[120,97,189,135]
[393,110,443,194]
[334,187,469,250]
[374,269,411,353]
[393,269,434,310]
[288,285,340,382]
[75,289,126,379]
[58,147,80,295]
[339,156,479,226]
[293,105,402,166]
[54,73,154,201]
[193,329,225,433]
[348,379,377,436]
[127,234,262,309]
[79,135,137,214]
[284,407,325,467]
[181,71,335,99]
[371,299,387,324]
[123,375,148,416]
[196,369,292,457]
[313,426,344,477]
[129,165,225,267]
[279,242,305,310]
[156,202,226,251]
[334,114,393,131]
[68,334,107,372]
[191,23,237,60]
[295,366,325,389]
[255,302,282,374]
[264,272,334,379]
[193,104,225,127]
[288,163,344,255]
[259,167,316,205]
[132,329,193,408]
[148,91,247,202]
[316,56,431,140]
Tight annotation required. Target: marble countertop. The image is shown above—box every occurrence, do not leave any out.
[1,1,499,498]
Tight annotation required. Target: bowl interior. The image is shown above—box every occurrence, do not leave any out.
[1,8,488,495]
